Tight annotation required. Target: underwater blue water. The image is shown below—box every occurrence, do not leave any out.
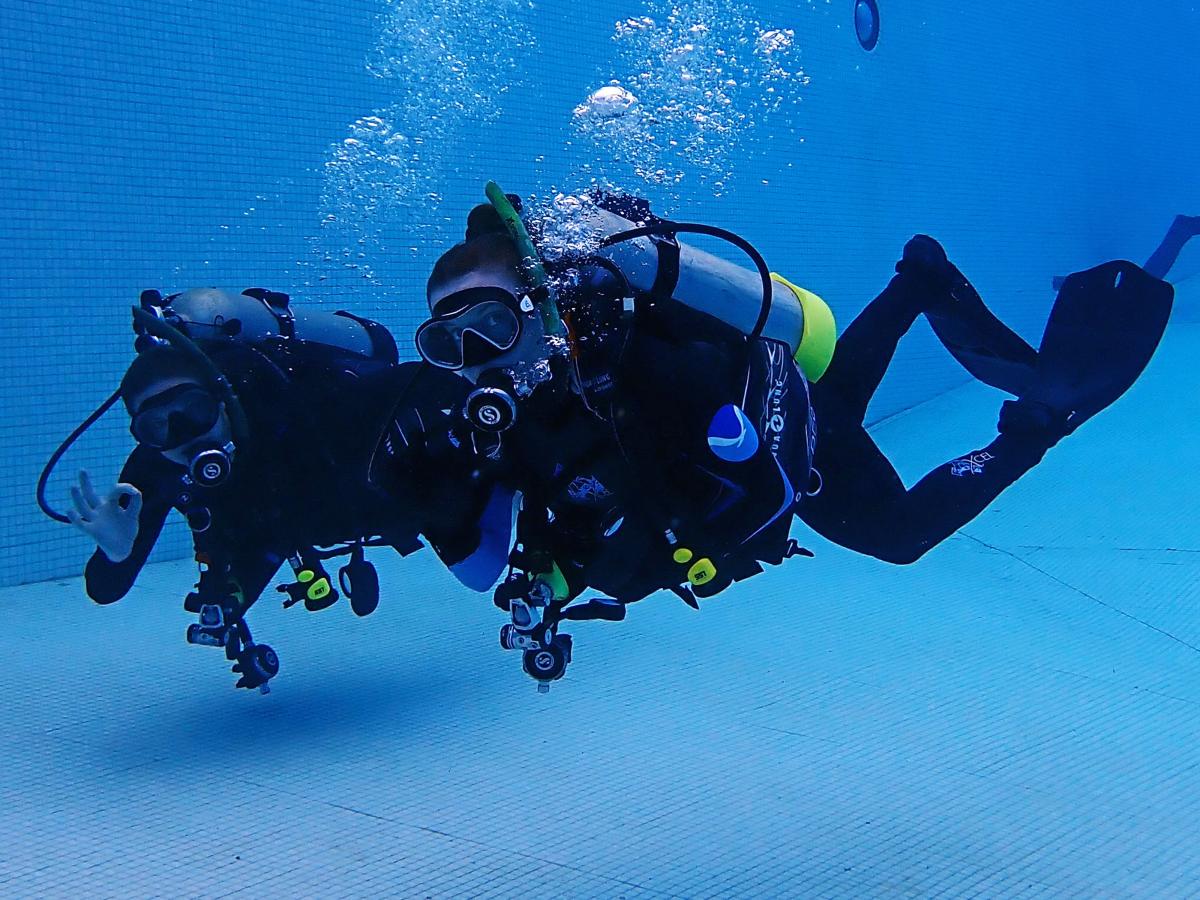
[6,0,1200,584]
[2,1,1200,895]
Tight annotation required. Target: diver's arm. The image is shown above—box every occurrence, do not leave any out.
[365,362,506,581]
[444,484,518,592]
[83,447,177,604]
[423,490,488,576]
[359,362,472,428]
[394,436,498,577]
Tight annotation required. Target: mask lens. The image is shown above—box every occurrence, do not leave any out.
[416,317,468,369]
[416,298,522,370]
[131,387,220,449]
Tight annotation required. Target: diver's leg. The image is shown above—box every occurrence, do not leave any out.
[1144,214,1200,280]
[866,433,1048,562]
[818,275,926,424]
[823,237,1038,425]
[797,397,908,555]
[799,397,1049,563]
[803,260,1174,563]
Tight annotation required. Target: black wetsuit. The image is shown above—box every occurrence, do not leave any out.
[491,260,1070,599]
[797,269,1048,563]
[488,299,812,604]
[85,357,484,609]
[500,256,1167,583]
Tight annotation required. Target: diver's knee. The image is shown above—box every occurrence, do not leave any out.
[829,529,929,565]
[873,548,922,566]
[867,537,930,566]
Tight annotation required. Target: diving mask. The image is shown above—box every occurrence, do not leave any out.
[415,286,529,371]
[129,383,222,450]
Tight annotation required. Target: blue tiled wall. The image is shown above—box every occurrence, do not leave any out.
[4,0,1198,585]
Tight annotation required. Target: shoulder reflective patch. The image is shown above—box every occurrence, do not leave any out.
[707,403,759,463]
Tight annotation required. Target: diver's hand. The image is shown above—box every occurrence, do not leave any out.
[67,470,142,563]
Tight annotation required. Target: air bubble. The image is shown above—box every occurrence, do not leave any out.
[574,85,639,121]
[316,0,534,279]
[570,0,807,195]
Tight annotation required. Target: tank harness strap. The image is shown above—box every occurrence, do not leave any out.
[334,310,400,364]
[242,288,296,339]
[587,189,681,307]
[770,273,837,383]
[648,232,681,304]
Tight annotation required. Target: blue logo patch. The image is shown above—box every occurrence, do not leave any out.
[708,404,759,463]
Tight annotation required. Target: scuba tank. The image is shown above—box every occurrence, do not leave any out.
[573,202,806,350]
[554,193,837,383]
[452,185,836,394]
[135,287,397,364]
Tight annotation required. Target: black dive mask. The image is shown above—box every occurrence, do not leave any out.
[130,383,235,488]
[415,287,525,371]
[129,383,221,450]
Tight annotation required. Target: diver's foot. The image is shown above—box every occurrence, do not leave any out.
[896,234,978,314]
[1174,214,1200,236]
[896,234,953,285]
[997,398,1069,448]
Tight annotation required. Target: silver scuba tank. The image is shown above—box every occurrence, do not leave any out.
[576,206,807,355]
[160,288,382,359]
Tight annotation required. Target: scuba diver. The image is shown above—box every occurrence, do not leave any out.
[408,185,834,688]
[40,287,489,691]
[410,183,1174,690]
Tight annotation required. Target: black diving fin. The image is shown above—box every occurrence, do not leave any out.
[899,234,1039,397]
[924,276,1039,397]
[1000,260,1174,440]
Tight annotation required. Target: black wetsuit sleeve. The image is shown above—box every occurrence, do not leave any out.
[359,362,469,415]
[83,446,179,605]
[362,362,493,564]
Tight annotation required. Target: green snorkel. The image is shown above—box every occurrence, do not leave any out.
[484,181,565,339]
